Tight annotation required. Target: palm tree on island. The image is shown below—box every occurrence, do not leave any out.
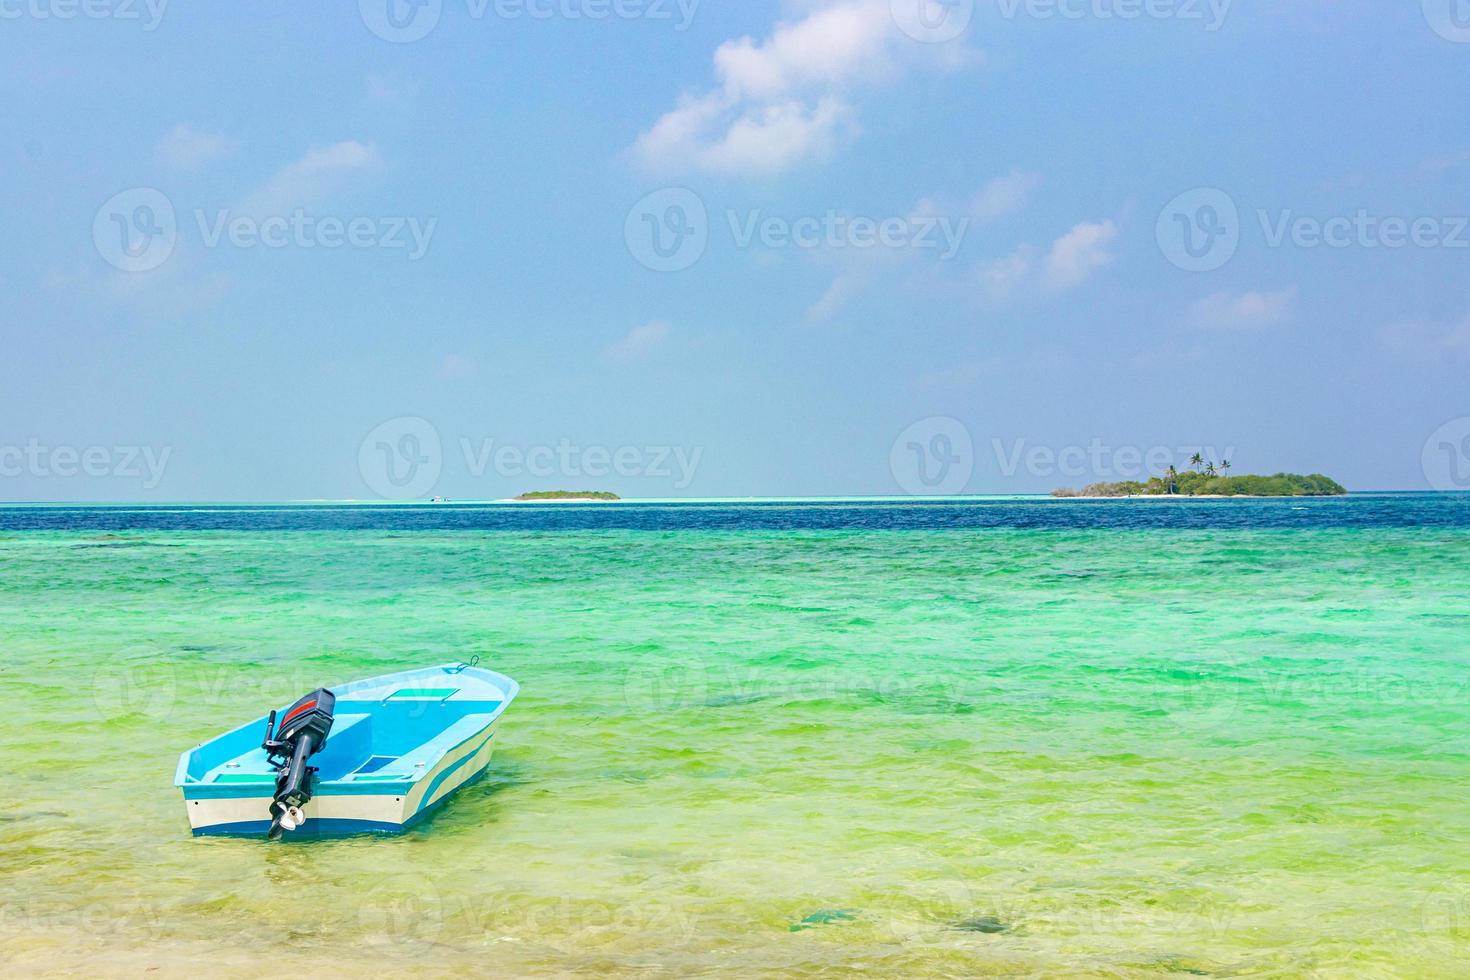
[1051,449,1345,498]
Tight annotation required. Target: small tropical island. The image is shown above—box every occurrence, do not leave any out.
[1053,453,1347,498]
[513,490,622,501]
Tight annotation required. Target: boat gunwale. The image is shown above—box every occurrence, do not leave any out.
[175,663,518,792]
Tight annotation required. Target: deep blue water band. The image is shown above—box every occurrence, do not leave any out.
[1,494,1467,532]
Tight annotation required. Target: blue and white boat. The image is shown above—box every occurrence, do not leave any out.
[175,662,518,838]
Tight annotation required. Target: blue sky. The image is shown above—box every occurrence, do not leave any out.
[3,0,1468,500]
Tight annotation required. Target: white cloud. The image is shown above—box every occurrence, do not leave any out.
[240,141,383,216]
[1043,220,1118,288]
[439,353,477,379]
[1380,310,1470,360]
[702,97,851,176]
[606,321,671,362]
[1192,288,1297,329]
[102,260,235,318]
[806,271,866,322]
[975,246,1035,301]
[1420,148,1470,176]
[917,358,992,389]
[969,219,1116,301]
[365,73,420,104]
[632,0,971,177]
[157,125,237,170]
[971,170,1041,222]
[1319,173,1367,193]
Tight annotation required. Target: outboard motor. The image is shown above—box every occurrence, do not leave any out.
[261,689,335,840]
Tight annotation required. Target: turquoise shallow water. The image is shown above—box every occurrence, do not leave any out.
[4,499,1470,976]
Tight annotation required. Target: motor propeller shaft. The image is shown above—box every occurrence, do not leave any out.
[261,688,336,840]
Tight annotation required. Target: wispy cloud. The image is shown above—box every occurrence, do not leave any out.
[606,320,671,362]
[1319,173,1367,193]
[1380,310,1470,360]
[975,246,1037,301]
[101,260,236,318]
[1420,148,1470,176]
[802,197,971,321]
[806,272,865,322]
[439,353,477,379]
[365,73,421,105]
[1043,220,1118,288]
[971,219,1117,301]
[240,141,383,216]
[157,125,238,170]
[1192,288,1297,329]
[971,170,1041,222]
[632,0,973,177]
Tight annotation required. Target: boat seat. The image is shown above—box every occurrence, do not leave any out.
[205,713,372,783]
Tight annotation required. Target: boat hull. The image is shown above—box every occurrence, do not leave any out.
[182,720,500,837]
[176,664,516,839]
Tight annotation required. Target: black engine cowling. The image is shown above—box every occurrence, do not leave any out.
[261,688,335,839]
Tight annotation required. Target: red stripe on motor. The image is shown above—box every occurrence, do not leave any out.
[282,700,317,725]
